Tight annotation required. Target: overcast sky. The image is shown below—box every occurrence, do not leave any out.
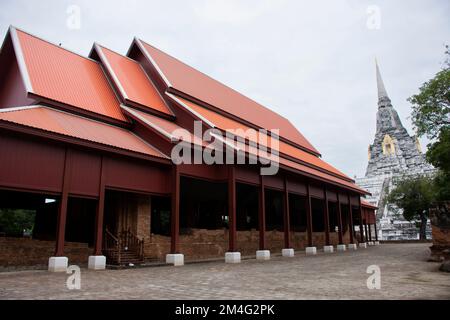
[1,0,449,178]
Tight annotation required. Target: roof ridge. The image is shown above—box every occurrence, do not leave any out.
[0,105,41,113]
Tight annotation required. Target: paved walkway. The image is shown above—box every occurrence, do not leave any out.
[0,243,449,299]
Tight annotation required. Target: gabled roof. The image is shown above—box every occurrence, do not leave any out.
[0,105,166,159]
[10,27,127,123]
[361,199,378,210]
[92,44,174,118]
[167,93,352,181]
[134,38,320,156]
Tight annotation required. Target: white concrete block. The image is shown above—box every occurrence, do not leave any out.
[225,252,241,263]
[88,255,106,270]
[374,241,380,245]
[281,248,295,257]
[348,243,357,250]
[166,253,184,266]
[48,256,68,272]
[323,245,334,253]
[256,250,270,260]
[359,242,367,248]
[337,244,347,252]
[305,247,317,255]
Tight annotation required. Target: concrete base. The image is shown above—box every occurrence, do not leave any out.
[256,250,270,260]
[369,241,375,246]
[166,253,184,266]
[359,242,367,248]
[48,256,68,272]
[88,255,106,270]
[281,248,295,257]
[337,244,347,252]
[225,252,241,263]
[374,241,380,245]
[305,247,317,255]
[323,245,334,253]
[348,243,357,250]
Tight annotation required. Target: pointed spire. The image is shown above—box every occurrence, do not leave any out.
[375,58,389,101]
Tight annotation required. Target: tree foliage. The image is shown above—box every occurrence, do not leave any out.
[0,209,35,236]
[387,175,435,239]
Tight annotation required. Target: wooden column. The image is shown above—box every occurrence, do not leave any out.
[306,182,313,247]
[368,222,373,242]
[55,148,72,256]
[347,193,355,244]
[358,197,365,243]
[93,156,106,256]
[374,220,379,241]
[283,178,291,249]
[228,166,237,252]
[337,195,344,245]
[258,175,266,250]
[170,164,180,254]
[323,187,330,246]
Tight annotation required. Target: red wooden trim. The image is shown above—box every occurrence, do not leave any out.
[93,156,105,255]
[55,148,72,256]
[170,164,180,253]
[323,186,330,246]
[283,177,291,248]
[228,166,237,252]
[259,175,266,250]
[347,193,355,244]
[306,182,313,247]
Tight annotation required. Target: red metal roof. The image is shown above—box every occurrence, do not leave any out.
[95,44,174,117]
[14,29,127,122]
[361,199,378,210]
[137,39,320,156]
[172,95,352,181]
[0,105,166,158]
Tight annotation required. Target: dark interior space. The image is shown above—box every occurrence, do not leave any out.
[65,197,96,246]
[265,189,284,231]
[0,190,57,240]
[341,204,349,234]
[236,183,259,231]
[179,177,227,233]
[311,198,325,232]
[289,194,307,232]
[328,201,338,233]
[151,195,171,236]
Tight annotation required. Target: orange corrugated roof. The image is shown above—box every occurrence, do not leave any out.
[174,95,351,181]
[95,45,173,117]
[0,106,166,158]
[137,39,320,156]
[15,29,127,122]
[361,199,378,210]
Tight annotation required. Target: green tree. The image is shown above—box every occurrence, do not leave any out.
[0,209,35,236]
[387,176,435,240]
[408,46,450,201]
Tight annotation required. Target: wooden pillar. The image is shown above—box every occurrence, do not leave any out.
[93,156,106,255]
[283,178,291,248]
[55,148,72,256]
[374,219,379,241]
[228,165,237,252]
[347,193,355,244]
[170,164,180,254]
[358,197,365,243]
[306,182,313,247]
[337,194,344,245]
[323,187,330,246]
[368,221,373,242]
[258,175,266,250]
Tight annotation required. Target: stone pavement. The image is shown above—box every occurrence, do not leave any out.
[0,243,449,299]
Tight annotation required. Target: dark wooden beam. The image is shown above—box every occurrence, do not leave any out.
[55,148,72,256]
[306,182,313,247]
[323,187,330,246]
[358,197,365,243]
[283,178,291,248]
[374,219,379,241]
[170,164,180,253]
[93,156,105,255]
[347,193,355,244]
[228,165,237,252]
[337,195,344,245]
[259,175,266,250]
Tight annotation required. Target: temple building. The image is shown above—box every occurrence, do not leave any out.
[0,27,378,272]
[356,61,435,240]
